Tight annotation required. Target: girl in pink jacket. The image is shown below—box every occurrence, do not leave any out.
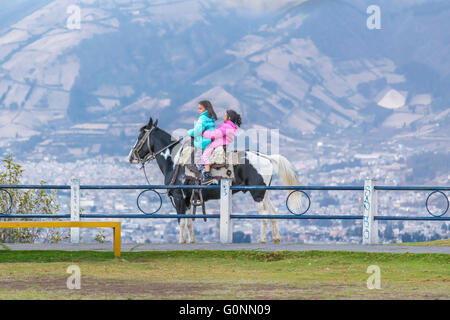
[200,109,241,184]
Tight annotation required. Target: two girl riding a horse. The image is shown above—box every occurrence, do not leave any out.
[187,100,242,184]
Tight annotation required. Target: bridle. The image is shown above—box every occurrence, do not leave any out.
[129,123,183,172]
[130,123,185,203]
[130,126,159,165]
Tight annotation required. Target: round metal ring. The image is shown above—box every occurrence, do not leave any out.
[0,188,13,215]
[286,190,311,215]
[425,191,449,217]
[137,189,162,215]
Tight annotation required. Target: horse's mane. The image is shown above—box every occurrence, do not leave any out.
[155,126,177,144]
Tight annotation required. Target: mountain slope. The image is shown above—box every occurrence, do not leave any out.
[0,0,448,159]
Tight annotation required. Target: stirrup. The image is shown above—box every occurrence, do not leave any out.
[190,188,202,206]
[201,179,214,185]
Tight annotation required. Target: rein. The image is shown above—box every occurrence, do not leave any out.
[131,127,183,166]
[130,126,184,198]
[131,125,207,218]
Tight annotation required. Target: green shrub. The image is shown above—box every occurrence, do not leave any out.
[0,155,61,243]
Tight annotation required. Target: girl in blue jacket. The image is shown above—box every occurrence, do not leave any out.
[188,100,217,173]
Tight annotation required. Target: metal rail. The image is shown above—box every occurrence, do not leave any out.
[0,180,448,244]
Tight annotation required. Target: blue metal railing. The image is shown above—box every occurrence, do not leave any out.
[0,184,449,220]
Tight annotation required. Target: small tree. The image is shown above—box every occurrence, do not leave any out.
[0,156,61,243]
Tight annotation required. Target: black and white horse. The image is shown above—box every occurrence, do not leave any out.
[128,117,302,244]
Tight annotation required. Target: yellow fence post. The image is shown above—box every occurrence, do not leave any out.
[114,223,121,258]
[0,221,121,257]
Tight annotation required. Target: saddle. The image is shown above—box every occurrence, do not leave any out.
[175,144,239,184]
[171,141,240,220]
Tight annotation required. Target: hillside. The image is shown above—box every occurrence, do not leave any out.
[0,0,448,168]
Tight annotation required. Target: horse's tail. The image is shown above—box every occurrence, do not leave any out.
[260,153,303,213]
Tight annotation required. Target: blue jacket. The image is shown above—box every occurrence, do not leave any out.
[188,110,216,149]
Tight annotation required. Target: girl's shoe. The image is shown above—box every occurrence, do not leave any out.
[201,170,213,185]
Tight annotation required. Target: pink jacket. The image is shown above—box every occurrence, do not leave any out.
[202,120,238,149]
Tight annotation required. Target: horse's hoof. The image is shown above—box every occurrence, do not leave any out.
[273,239,281,244]
[258,240,267,244]
[190,240,196,244]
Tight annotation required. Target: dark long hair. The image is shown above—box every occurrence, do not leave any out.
[226,109,242,127]
[199,100,218,121]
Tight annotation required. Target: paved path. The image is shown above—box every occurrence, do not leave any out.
[1,243,449,254]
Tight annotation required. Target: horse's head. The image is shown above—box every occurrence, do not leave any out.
[128,117,158,164]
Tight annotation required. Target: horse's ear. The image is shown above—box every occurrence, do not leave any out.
[148,117,153,127]
[154,119,158,127]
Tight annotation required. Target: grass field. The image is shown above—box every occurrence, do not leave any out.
[393,239,450,247]
[0,250,448,299]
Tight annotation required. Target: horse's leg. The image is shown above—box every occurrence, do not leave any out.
[173,193,187,244]
[187,218,196,244]
[255,200,268,244]
[179,219,187,244]
[264,193,280,243]
[249,183,270,244]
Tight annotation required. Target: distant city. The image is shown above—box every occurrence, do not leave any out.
[12,135,449,245]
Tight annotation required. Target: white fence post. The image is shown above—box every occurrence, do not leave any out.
[70,178,80,244]
[362,178,379,244]
[220,178,232,244]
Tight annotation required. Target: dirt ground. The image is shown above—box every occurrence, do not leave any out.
[0,250,448,299]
